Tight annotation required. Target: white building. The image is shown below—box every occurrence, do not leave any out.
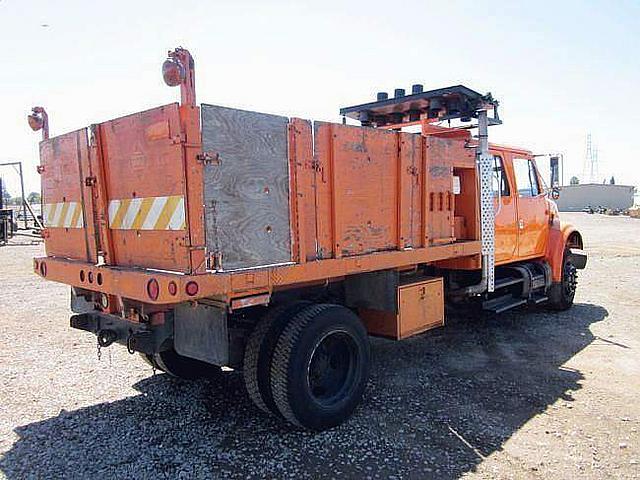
[555,184,636,211]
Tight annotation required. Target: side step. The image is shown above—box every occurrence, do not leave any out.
[482,294,527,314]
[494,276,523,290]
[530,294,548,305]
[482,292,550,314]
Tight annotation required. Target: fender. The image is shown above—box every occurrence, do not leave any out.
[545,214,585,282]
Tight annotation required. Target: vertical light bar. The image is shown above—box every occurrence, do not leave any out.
[477,109,495,292]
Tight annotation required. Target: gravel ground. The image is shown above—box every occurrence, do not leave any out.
[0,213,639,479]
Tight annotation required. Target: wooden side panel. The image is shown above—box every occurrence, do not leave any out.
[290,118,317,262]
[201,104,291,270]
[425,136,456,244]
[398,133,422,249]
[313,122,335,259]
[98,103,191,272]
[39,129,94,261]
[316,123,399,257]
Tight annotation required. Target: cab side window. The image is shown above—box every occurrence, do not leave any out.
[513,158,541,197]
[491,155,510,197]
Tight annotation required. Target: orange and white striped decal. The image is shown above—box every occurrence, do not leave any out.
[108,195,186,230]
[43,202,85,228]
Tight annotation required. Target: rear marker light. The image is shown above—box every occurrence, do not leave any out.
[88,271,94,284]
[147,279,160,301]
[168,281,178,296]
[185,281,199,296]
[39,262,47,277]
[97,273,103,285]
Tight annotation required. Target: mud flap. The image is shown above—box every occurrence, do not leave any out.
[568,248,587,269]
[174,303,229,366]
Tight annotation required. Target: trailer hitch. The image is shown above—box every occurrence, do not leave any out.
[97,329,117,348]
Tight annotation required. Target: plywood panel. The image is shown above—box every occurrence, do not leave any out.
[201,104,291,270]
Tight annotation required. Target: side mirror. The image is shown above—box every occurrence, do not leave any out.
[551,186,560,200]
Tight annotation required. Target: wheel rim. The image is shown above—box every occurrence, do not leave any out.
[307,331,359,408]
[563,261,578,298]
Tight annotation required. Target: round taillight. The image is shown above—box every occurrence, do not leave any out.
[88,271,94,283]
[168,281,178,296]
[185,281,199,296]
[147,279,160,301]
[39,261,47,277]
[80,270,85,282]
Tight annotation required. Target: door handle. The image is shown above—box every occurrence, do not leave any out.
[518,219,525,230]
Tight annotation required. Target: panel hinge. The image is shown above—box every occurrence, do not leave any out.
[208,251,223,270]
[85,176,97,187]
[36,165,45,174]
[196,151,221,165]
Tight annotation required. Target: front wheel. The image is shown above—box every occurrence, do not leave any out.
[270,304,370,431]
[547,249,578,311]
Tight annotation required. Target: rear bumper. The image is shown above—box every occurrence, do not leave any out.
[33,256,230,305]
[568,248,587,270]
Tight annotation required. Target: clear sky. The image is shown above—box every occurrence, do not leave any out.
[1,0,638,196]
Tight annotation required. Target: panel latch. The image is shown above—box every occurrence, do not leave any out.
[85,176,97,187]
[196,151,220,165]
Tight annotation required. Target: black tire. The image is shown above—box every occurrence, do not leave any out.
[270,304,370,431]
[141,349,221,380]
[548,248,578,311]
[243,301,311,415]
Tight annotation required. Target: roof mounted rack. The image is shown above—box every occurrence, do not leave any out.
[339,84,501,128]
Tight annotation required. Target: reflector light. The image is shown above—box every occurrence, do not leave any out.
[185,281,199,296]
[147,279,160,301]
[27,113,44,131]
[162,59,185,87]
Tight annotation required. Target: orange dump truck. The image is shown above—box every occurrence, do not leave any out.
[29,48,586,430]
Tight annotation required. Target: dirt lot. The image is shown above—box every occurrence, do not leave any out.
[0,213,638,479]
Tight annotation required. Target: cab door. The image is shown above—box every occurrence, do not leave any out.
[511,155,548,258]
[491,152,518,264]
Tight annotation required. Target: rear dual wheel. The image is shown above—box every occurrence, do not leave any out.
[244,303,370,431]
[140,349,222,380]
[243,301,311,415]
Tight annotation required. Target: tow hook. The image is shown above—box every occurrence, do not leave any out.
[97,329,117,348]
